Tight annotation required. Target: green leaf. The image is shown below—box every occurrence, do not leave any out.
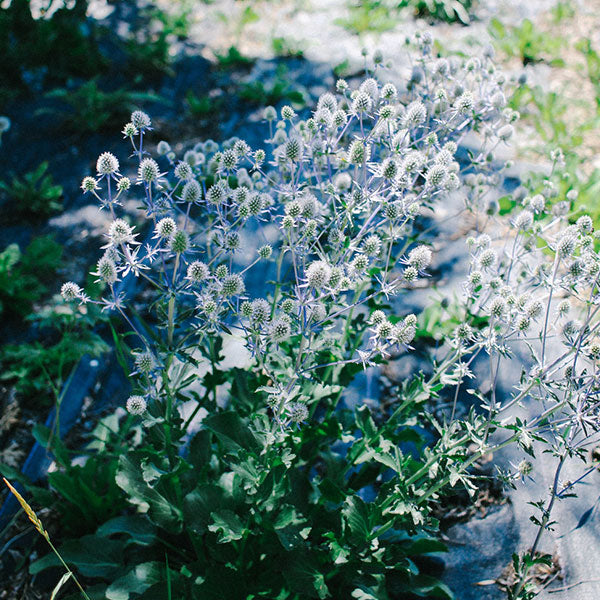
[274,504,303,529]
[96,516,157,546]
[285,553,329,599]
[203,411,259,453]
[275,526,305,551]
[404,536,448,555]
[408,574,454,598]
[106,562,163,600]
[319,478,346,504]
[208,509,245,543]
[0,244,21,273]
[182,485,227,534]
[355,405,377,439]
[30,536,124,578]
[188,429,211,469]
[32,424,70,466]
[115,455,182,531]
[342,495,371,544]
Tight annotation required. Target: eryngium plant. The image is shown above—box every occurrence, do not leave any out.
[45,35,593,599]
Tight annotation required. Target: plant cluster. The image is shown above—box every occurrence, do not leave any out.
[338,0,472,34]
[0,161,63,219]
[0,0,105,103]
[398,0,473,24]
[0,235,108,407]
[6,33,600,600]
[488,18,565,66]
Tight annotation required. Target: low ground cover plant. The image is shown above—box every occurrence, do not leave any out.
[5,34,600,600]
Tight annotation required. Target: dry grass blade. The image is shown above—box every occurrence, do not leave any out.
[2,477,47,538]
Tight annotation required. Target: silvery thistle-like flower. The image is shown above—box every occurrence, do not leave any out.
[181,180,202,203]
[134,350,156,374]
[174,161,193,181]
[221,274,245,297]
[138,158,161,184]
[187,261,209,283]
[131,110,151,130]
[61,282,82,301]
[170,230,189,255]
[81,176,98,193]
[250,299,270,326]
[126,395,147,415]
[407,246,432,271]
[96,255,118,284]
[306,261,332,289]
[287,402,309,424]
[96,152,119,176]
[271,318,291,343]
[122,122,137,138]
[155,217,177,240]
[402,101,427,128]
[108,219,137,246]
